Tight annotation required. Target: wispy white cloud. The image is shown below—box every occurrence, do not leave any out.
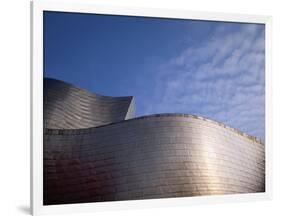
[143,23,265,139]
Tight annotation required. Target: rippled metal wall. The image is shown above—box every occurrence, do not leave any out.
[44,114,265,205]
[44,78,135,129]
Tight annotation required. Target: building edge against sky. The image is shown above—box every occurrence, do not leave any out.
[43,78,265,205]
[44,78,135,129]
[44,11,265,140]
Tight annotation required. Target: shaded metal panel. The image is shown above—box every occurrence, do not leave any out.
[43,114,265,205]
[44,78,134,129]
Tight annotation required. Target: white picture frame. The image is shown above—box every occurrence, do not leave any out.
[31,0,272,215]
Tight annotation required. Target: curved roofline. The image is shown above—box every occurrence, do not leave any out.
[44,77,134,100]
[44,113,264,145]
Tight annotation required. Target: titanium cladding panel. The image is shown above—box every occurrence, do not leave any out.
[44,78,135,129]
[44,115,265,205]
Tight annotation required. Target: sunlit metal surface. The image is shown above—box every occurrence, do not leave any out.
[43,79,265,205]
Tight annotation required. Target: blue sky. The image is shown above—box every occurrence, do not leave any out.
[44,11,265,139]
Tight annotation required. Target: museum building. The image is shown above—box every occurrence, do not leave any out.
[43,78,265,205]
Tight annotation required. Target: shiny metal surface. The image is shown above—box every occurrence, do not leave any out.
[44,114,265,205]
[44,78,135,129]
[43,78,264,205]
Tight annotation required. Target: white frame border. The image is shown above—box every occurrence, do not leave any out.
[31,0,272,215]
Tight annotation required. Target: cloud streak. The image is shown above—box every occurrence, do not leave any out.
[142,23,265,139]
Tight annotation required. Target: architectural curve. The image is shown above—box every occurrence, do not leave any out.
[44,78,135,129]
[44,114,265,205]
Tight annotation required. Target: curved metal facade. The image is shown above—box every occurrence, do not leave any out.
[44,114,265,205]
[44,78,135,129]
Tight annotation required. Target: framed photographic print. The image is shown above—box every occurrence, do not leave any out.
[31,0,272,215]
